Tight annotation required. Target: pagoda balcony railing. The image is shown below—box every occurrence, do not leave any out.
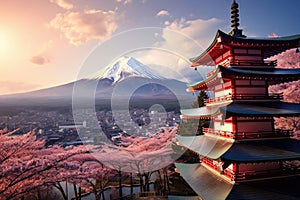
[203,128,234,138]
[202,157,300,182]
[205,93,283,105]
[201,157,235,181]
[205,95,232,105]
[230,59,277,67]
[203,128,293,139]
[231,93,283,101]
[235,166,300,181]
[234,129,293,139]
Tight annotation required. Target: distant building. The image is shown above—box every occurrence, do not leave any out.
[58,121,87,129]
[176,1,300,199]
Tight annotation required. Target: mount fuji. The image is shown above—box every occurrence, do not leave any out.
[0,57,193,107]
[95,56,166,83]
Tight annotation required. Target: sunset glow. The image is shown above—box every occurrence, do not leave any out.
[0,31,9,57]
[0,1,299,199]
[0,0,298,95]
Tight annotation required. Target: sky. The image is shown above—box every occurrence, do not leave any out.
[0,0,299,95]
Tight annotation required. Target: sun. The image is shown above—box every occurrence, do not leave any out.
[0,32,10,57]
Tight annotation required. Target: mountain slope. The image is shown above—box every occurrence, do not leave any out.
[0,57,192,107]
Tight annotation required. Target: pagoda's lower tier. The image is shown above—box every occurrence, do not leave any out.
[175,163,300,200]
[177,136,300,163]
[177,135,300,183]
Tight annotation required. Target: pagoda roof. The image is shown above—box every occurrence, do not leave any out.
[187,67,222,91]
[176,135,233,159]
[181,101,300,119]
[220,101,300,118]
[177,135,300,162]
[180,105,222,119]
[222,138,300,163]
[220,65,300,80]
[190,30,300,66]
[187,65,300,91]
[175,163,233,200]
[175,163,300,200]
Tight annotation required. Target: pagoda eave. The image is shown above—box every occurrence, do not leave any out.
[187,77,221,92]
[187,65,300,92]
[175,163,300,200]
[190,30,300,66]
[180,105,224,119]
[219,65,300,81]
[176,135,234,160]
[220,101,300,118]
[177,135,300,163]
[222,138,300,163]
[175,163,234,199]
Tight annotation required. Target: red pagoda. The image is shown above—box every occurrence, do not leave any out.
[175,1,300,199]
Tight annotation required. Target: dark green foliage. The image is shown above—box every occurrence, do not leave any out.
[178,91,209,135]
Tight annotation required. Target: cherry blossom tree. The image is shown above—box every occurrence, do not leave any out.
[269,48,300,136]
[0,125,180,199]
[62,155,117,200]
[0,128,90,199]
[91,126,178,196]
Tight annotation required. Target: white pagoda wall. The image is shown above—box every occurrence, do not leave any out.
[215,89,232,98]
[214,115,233,132]
[214,81,232,98]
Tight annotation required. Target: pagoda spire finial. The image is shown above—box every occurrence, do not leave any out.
[229,0,246,37]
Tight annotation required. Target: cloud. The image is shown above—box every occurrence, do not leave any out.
[49,9,117,45]
[30,56,51,65]
[164,17,222,46]
[50,0,74,10]
[0,81,41,95]
[156,10,170,17]
[126,17,222,82]
[268,32,280,38]
[115,0,133,5]
[30,40,53,65]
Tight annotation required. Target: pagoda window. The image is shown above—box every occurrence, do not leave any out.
[216,55,223,63]
[248,49,261,55]
[215,50,232,66]
[250,80,265,85]
[235,87,266,95]
[215,84,223,91]
[224,81,232,88]
[237,162,281,180]
[235,80,250,86]
[235,80,266,86]
[234,48,247,54]
[223,51,231,58]
[239,162,281,171]
[237,121,273,133]
[214,81,233,97]
[234,55,262,61]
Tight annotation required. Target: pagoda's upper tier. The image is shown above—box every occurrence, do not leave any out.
[190,30,300,66]
[187,65,300,91]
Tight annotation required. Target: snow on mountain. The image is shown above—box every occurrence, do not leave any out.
[94,56,166,83]
[0,56,194,107]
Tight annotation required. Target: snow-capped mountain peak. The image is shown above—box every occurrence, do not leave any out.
[95,56,166,83]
